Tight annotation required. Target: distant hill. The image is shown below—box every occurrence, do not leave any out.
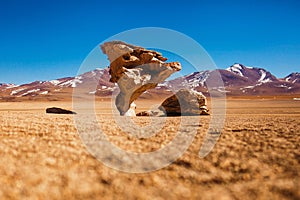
[164,63,300,96]
[0,64,299,101]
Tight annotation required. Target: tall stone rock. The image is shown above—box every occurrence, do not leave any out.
[101,41,181,115]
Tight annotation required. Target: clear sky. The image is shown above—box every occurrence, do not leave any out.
[0,0,299,84]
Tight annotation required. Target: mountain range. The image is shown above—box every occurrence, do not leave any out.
[0,63,299,101]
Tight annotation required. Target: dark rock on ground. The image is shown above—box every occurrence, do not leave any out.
[46,107,76,114]
[136,110,159,117]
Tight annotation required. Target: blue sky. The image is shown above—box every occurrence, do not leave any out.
[0,0,299,84]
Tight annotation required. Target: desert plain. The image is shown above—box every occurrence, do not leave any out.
[0,96,299,200]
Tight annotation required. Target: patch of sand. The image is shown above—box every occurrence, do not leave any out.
[0,98,299,199]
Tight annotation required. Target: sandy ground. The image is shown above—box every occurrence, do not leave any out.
[0,98,299,199]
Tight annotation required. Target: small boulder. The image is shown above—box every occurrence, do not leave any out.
[46,107,76,114]
[136,110,159,117]
[159,89,209,116]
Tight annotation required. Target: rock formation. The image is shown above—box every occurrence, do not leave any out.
[159,89,209,116]
[101,41,181,115]
[46,107,76,114]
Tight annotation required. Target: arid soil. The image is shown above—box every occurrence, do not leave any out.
[0,98,299,199]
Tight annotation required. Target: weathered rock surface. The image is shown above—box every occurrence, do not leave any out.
[159,89,209,116]
[46,107,76,114]
[101,41,181,115]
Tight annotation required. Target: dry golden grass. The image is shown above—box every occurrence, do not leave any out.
[0,98,299,199]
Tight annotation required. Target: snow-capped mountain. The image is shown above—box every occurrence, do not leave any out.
[0,68,116,101]
[226,63,277,84]
[284,72,300,84]
[0,64,299,101]
[165,63,300,96]
[223,64,299,95]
